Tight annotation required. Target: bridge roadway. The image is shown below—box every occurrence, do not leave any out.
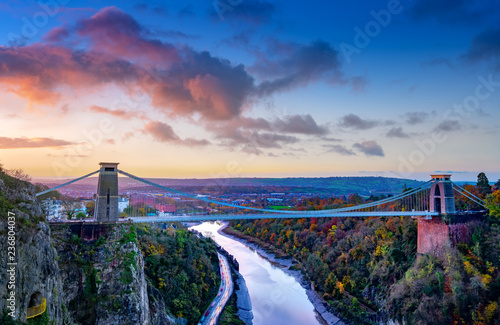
[130,211,438,223]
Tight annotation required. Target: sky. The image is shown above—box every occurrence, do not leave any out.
[0,0,499,181]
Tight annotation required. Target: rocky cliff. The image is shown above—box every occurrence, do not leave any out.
[0,175,65,323]
[50,224,156,325]
[0,173,175,324]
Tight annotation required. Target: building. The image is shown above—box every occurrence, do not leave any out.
[40,199,64,220]
[118,196,129,213]
[157,204,176,216]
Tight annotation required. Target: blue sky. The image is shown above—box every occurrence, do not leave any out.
[0,0,499,181]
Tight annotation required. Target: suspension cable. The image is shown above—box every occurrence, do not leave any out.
[451,182,487,206]
[119,169,433,215]
[452,187,487,208]
[35,170,100,197]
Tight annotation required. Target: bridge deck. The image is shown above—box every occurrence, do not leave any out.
[130,211,438,223]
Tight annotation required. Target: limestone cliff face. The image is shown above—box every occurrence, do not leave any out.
[93,230,150,325]
[51,225,156,325]
[0,221,66,323]
[0,178,65,323]
[0,175,174,324]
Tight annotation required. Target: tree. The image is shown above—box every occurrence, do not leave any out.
[477,172,492,198]
[485,190,500,220]
[86,201,95,217]
[5,168,31,182]
[76,212,86,220]
[494,179,500,191]
[63,201,78,220]
[66,210,75,220]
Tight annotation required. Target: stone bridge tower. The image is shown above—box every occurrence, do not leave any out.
[429,174,455,214]
[95,162,119,223]
[417,174,480,256]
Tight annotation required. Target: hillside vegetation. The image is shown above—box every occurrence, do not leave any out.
[228,176,500,324]
[136,224,220,324]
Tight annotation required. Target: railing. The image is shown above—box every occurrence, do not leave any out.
[26,298,46,319]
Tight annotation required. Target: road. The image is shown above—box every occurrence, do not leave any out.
[198,252,233,325]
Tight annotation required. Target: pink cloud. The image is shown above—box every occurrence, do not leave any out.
[0,137,75,149]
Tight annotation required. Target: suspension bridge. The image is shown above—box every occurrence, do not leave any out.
[36,162,486,223]
[37,162,488,256]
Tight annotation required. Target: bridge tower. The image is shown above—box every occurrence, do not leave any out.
[95,162,119,223]
[418,174,480,256]
[429,174,455,214]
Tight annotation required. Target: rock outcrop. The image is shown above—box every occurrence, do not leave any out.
[0,174,175,324]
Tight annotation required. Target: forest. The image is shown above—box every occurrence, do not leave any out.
[135,224,221,325]
[227,173,500,324]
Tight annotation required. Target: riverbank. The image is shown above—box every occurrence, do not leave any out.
[233,270,253,325]
[220,225,346,325]
[215,240,253,325]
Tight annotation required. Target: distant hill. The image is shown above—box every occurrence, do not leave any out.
[35,176,423,196]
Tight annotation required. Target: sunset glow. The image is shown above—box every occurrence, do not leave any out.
[0,1,499,181]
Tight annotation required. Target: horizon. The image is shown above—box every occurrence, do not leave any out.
[1,1,499,181]
[30,171,494,184]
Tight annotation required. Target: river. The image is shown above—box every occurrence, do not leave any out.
[189,222,326,325]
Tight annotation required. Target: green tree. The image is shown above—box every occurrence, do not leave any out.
[494,179,500,191]
[86,201,95,217]
[76,212,86,220]
[485,190,500,220]
[477,172,492,198]
[34,184,61,200]
[66,210,75,220]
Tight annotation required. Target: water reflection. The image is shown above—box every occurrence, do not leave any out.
[189,222,325,325]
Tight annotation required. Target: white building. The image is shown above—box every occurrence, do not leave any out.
[40,199,64,220]
[118,197,130,212]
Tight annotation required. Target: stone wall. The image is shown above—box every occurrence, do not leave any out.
[417,214,484,256]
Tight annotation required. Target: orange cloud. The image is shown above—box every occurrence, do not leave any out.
[88,105,144,120]
[0,137,75,149]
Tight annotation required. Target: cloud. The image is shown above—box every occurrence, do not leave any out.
[0,43,140,105]
[463,28,500,63]
[1,7,253,120]
[339,114,378,130]
[274,114,329,135]
[323,144,355,156]
[43,27,70,42]
[216,127,298,154]
[386,127,410,138]
[0,137,75,149]
[0,6,357,129]
[204,114,328,154]
[152,29,198,40]
[252,39,356,94]
[211,114,328,138]
[321,137,342,142]
[143,121,180,142]
[88,105,144,120]
[433,119,462,132]
[353,141,385,157]
[404,111,429,125]
[122,132,134,141]
[74,6,180,64]
[142,121,210,146]
[182,138,211,146]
